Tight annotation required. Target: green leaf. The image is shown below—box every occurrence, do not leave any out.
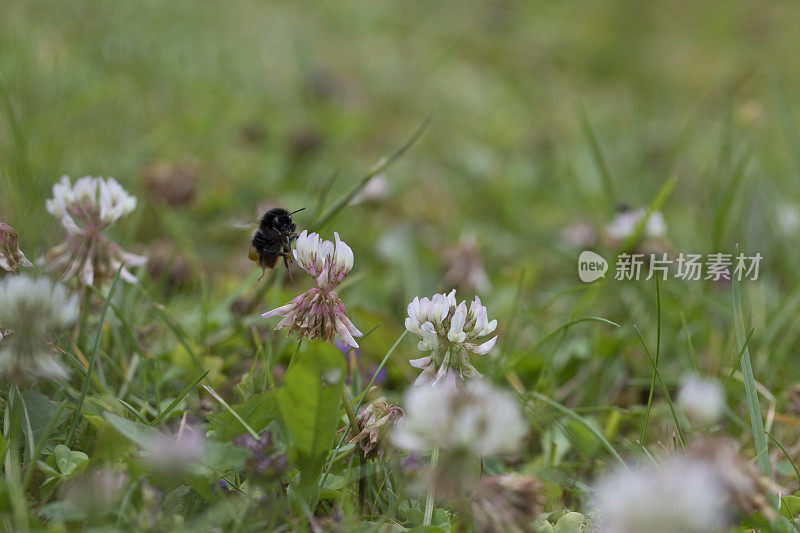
[207,391,277,441]
[780,495,800,519]
[37,501,86,523]
[20,391,67,464]
[276,342,345,507]
[553,512,587,533]
[319,472,346,500]
[87,415,136,462]
[102,412,164,449]
[54,445,89,478]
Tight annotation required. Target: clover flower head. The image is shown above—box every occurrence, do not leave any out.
[605,206,666,242]
[263,230,362,348]
[0,223,33,274]
[143,423,205,473]
[592,457,729,533]
[405,289,497,387]
[687,437,778,521]
[677,374,725,427]
[392,380,526,457]
[470,474,544,533]
[293,230,353,289]
[0,275,78,383]
[40,176,146,286]
[350,400,403,461]
[47,175,137,232]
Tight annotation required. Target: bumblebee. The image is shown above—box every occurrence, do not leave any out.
[249,207,304,278]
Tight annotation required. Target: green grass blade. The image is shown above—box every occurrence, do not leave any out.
[312,119,429,230]
[150,370,209,426]
[66,264,124,446]
[633,325,686,450]
[202,385,260,440]
[528,391,627,468]
[679,312,700,372]
[577,105,616,206]
[732,244,772,478]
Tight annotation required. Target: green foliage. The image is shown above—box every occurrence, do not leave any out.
[2,0,800,530]
[276,342,345,508]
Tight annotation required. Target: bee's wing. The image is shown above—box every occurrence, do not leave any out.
[227,215,258,231]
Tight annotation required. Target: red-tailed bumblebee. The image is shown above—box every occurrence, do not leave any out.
[248,207,304,278]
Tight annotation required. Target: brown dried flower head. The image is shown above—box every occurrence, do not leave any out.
[687,437,779,521]
[142,161,198,207]
[0,223,33,274]
[350,400,403,461]
[470,474,545,533]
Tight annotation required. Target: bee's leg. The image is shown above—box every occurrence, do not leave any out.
[257,267,267,282]
[283,255,293,281]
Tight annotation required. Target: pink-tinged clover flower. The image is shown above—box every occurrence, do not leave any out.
[404,289,497,387]
[262,230,362,348]
[40,176,146,287]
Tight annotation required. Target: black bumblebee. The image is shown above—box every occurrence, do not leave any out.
[248,207,304,278]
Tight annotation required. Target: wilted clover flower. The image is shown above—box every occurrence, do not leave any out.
[262,230,363,348]
[405,289,497,387]
[0,275,78,383]
[392,380,526,457]
[687,437,778,521]
[470,474,544,533]
[0,223,33,274]
[40,176,146,287]
[350,400,403,461]
[592,457,730,533]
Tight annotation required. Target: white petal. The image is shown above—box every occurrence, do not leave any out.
[447,303,467,343]
[409,356,432,369]
[404,316,421,335]
[335,317,359,348]
[262,302,295,319]
[468,336,497,355]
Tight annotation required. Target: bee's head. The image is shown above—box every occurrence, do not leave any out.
[262,207,301,234]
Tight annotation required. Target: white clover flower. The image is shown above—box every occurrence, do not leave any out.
[405,289,497,387]
[0,275,78,383]
[776,203,800,237]
[392,380,527,457]
[349,174,390,205]
[677,374,725,427]
[605,207,666,242]
[592,458,729,533]
[0,223,33,274]
[143,423,205,473]
[263,230,362,348]
[292,230,353,289]
[40,176,146,286]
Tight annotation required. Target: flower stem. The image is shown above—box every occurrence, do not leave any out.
[341,389,358,437]
[423,444,439,526]
[4,386,29,530]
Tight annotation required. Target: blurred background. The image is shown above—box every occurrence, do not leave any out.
[3,0,800,483]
